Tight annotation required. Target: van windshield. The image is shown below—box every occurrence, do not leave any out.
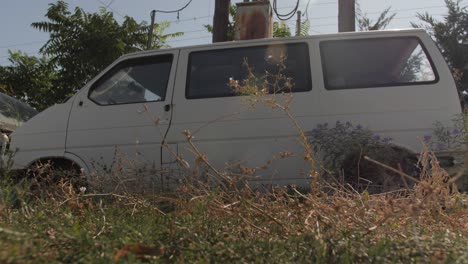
[320,37,437,90]
[0,92,38,131]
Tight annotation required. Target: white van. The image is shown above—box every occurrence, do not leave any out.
[3,29,463,188]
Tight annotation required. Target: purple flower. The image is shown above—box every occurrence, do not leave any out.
[356,124,363,130]
[373,134,381,141]
[423,134,432,142]
[451,128,460,135]
[436,143,446,151]
[382,137,393,144]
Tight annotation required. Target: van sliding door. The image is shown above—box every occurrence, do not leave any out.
[166,41,319,187]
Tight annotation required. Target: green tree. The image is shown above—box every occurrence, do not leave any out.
[29,0,182,107]
[0,51,57,111]
[0,0,183,111]
[411,0,468,93]
[273,22,292,37]
[356,4,396,31]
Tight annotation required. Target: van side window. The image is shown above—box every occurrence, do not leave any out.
[186,43,312,99]
[89,55,173,105]
[320,37,438,90]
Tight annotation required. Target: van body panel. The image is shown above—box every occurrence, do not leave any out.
[165,40,319,183]
[9,102,73,169]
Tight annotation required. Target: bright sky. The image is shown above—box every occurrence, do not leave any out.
[0,0,460,65]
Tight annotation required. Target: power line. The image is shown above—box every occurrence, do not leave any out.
[166,35,211,43]
[0,2,452,54]
[105,0,116,8]
[298,5,447,22]
[0,40,47,49]
[289,13,447,29]
[169,15,211,24]
[96,0,125,18]
[0,51,41,59]
[167,29,206,35]
[272,0,301,21]
[164,2,334,25]
[303,0,312,20]
[152,0,194,14]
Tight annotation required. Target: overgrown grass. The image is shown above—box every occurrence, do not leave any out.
[0,148,466,263]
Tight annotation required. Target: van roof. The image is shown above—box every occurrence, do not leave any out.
[121,28,427,59]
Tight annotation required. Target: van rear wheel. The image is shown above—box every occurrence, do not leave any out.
[341,147,419,194]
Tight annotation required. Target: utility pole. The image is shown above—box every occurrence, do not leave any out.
[212,0,230,43]
[338,0,355,32]
[295,10,302,36]
[147,10,156,49]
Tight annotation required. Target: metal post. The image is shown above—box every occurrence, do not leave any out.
[147,10,156,50]
[296,10,302,36]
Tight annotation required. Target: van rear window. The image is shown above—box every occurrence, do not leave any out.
[186,43,312,99]
[320,37,438,90]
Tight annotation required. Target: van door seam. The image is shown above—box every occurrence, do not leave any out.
[160,49,181,167]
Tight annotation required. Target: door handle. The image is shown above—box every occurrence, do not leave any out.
[164,104,171,112]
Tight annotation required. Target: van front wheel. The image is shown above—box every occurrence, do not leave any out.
[27,159,87,195]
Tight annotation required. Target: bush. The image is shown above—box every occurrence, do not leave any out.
[308,121,417,193]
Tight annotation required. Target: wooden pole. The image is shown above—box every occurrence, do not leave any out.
[338,0,355,32]
[212,0,231,43]
[147,10,156,50]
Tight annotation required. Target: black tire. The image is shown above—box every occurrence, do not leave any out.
[27,159,87,196]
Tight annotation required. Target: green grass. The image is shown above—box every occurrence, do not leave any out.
[0,150,467,263]
[1,196,466,263]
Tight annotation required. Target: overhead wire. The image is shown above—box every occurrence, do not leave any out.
[152,0,194,20]
[105,0,116,8]
[153,0,193,13]
[96,0,125,18]
[0,40,48,49]
[272,0,301,21]
[0,1,453,55]
[303,0,312,20]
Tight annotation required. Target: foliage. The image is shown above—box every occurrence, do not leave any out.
[272,21,292,37]
[0,51,57,111]
[0,1,182,111]
[308,121,417,192]
[356,4,396,31]
[424,118,466,151]
[272,20,310,37]
[411,0,468,93]
[308,121,389,170]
